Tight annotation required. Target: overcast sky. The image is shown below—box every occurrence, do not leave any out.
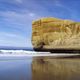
[0,0,80,48]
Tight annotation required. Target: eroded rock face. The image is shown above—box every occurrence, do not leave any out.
[32,17,80,50]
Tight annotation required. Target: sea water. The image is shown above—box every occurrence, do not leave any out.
[0,56,32,80]
[0,54,80,80]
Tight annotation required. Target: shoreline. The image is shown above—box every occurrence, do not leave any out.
[0,54,79,57]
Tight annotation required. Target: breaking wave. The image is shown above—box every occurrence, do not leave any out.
[0,50,50,55]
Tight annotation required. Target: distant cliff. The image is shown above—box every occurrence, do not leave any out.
[32,17,80,51]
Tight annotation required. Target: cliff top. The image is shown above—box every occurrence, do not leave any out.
[32,17,74,25]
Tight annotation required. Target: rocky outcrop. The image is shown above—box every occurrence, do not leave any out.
[32,17,80,51]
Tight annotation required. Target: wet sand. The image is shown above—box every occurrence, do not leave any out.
[32,57,80,80]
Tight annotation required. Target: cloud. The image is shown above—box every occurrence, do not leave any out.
[29,13,36,18]
[0,10,40,31]
[15,0,23,3]
[0,32,23,39]
[0,32,17,38]
[53,0,62,7]
[0,10,39,23]
[26,38,32,47]
[0,10,40,47]
[0,31,29,47]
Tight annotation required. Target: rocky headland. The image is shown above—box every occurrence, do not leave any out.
[32,17,80,51]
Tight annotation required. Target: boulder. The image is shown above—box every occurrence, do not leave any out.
[32,17,80,51]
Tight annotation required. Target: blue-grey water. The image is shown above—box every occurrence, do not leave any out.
[0,56,32,80]
[0,56,80,80]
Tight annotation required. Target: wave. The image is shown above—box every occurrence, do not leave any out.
[0,50,50,54]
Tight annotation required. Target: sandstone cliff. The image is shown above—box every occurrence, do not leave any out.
[32,17,80,50]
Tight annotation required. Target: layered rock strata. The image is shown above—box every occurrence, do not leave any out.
[32,17,80,51]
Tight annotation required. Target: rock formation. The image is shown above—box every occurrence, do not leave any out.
[32,17,80,51]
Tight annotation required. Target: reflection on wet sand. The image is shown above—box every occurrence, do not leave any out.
[32,57,80,80]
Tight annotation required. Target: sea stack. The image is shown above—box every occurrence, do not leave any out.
[32,17,80,52]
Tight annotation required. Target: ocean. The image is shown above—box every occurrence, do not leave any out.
[0,47,80,80]
[0,56,80,80]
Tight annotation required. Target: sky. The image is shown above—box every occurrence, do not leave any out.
[0,0,80,48]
